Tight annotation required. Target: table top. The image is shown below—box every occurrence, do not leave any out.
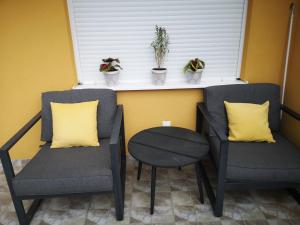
[128,127,209,168]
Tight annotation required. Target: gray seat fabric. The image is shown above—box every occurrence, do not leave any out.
[204,83,281,133]
[12,139,112,197]
[209,133,300,183]
[41,89,117,142]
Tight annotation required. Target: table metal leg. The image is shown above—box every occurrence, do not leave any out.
[137,161,142,181]
[195,162,204,204]
[150,166,157,214]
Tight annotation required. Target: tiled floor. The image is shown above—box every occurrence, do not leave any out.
[0,158,300,225]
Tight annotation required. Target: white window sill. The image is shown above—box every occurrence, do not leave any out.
[73,79,247,91]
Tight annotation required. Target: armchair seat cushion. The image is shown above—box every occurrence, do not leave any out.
[210,133,300,183]
[12,139,113,197]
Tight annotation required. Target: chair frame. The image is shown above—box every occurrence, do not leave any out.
[196,102,300,217]
[0,105,126,225]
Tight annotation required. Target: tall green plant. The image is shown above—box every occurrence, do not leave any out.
[151,25,169,69]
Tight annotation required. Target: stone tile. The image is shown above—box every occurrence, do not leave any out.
[41,209,86,225]
[238,204,266,221]
[151,206,174,224]
[30,209,46,225]
[222,204,243,220]
[48,198,72,211]
[198,222,221,225]
[168,168,188,180]
[0,211,18,225]
[156,180,171,192]
[285,204,300,220]
[90,194,114,210]
[133,180,151,193]
[243,220,269,225]
[86,208,130,225]
[258,203,279,219]
[196,207,220,223]
[152,223,175,225]
[23,200,34,211]
[252,190,294,204]
[190,191,209,205]
[172,191,193,206]
[0,191,14,212]
[68,196,91,210]
[86,209,113,225]
[225,190,254,204]
[0,175,9,192]
[267,219,292,225]
[132,192,151,208]
[220,219,244,225]
[289,219,300,225]
[155,192,172,208]
[175,222,198,225]
[0,159,297,225]
[124,193,132,209]
[130,207,152,224]
[174,206,198,223]
[156,168,169,181]
[170,179,198,192]
[136,166,151,182]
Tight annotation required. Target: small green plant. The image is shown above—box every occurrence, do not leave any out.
[151,25,169,69]
[183,58,205,73]
[99,58,122,73]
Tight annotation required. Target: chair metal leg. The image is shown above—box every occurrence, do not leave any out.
[113,163,124,221]
[26,199,43,223]
[150,166,156,215]
[137,161,142,181]
[121,158,127,199]
[214,184,225,217]
[12,198,29,225]
[213,142,228,217]
[1,152,29,225]
[198,163,217,213]
[195,162,204,204]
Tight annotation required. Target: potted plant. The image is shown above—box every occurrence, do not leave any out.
[183,58,205,84]
[99,58,122,86]
[151,25,169,85]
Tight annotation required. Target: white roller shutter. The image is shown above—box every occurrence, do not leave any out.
[68,0,248,89]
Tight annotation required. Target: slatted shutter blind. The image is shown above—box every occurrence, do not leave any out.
[68,0,247,88]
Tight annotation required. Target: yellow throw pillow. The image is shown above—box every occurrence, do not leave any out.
[224,101,275,143]
[50,101,100,148]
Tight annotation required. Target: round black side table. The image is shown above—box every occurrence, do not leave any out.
[128,126,209,214]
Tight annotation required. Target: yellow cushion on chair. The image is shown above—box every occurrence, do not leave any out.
[224,101,275,143]
[50,101,100,148]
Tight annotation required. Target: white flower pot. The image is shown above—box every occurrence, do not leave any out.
[152,68,167,85]
[103,70,120,86]
[186,69,203,84]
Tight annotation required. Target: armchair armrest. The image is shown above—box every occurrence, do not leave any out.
[197,103,228,143]
[110,105,124,146]
[281,104,300,121]
[0,111,41,155]
[196,102,229,192]
[0,111,41,185]
[110,105,126,170]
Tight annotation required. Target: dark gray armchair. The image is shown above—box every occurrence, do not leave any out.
[196,83,300,217]
[0,89,126,225]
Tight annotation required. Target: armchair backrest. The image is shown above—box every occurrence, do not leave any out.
[203,83,281,134]
[41,89,117,142]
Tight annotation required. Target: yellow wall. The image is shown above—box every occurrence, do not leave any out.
[0,0,297,159]
[241,0,291,83]
[282,1,300,147]
[0,0,77,158]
